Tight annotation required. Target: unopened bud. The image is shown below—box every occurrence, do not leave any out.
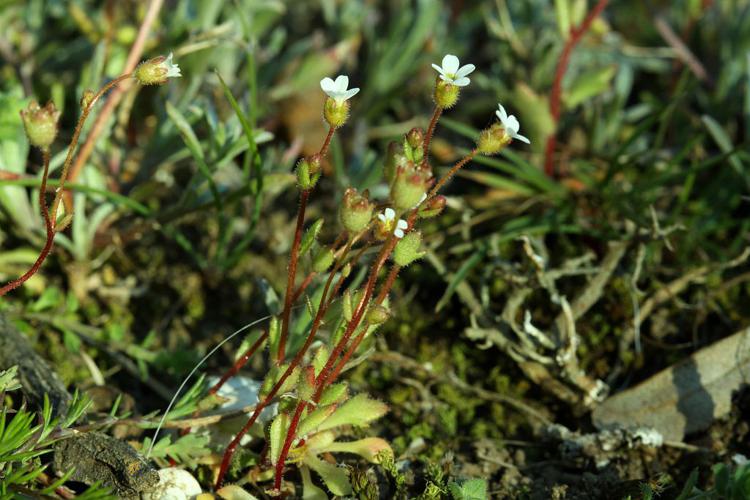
[477,123,511,155]
[434,78,460,109]
[324,97,350,128]
[384,141,407,186]
[366,305,390,325]
[80,90,95,110]
[418,195,446,218]
[403,127,425,163]
[20,101,60,150]
[340,188,373,233]
[393,231,425,266]
[391,163,433,211]
[296,155,322,190]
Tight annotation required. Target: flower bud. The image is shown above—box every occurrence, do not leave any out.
[340,188,373,233]
[477,123,512,155]
[312,246,334,273]
[20,101,60,150]
[366,305,390,325]
[403,127,425,163]
[393,231,425,267]
[324,97,350,128]
[390,162,433,211]
[384,141,408,186]
[296,155,322,190]
[418,195,446,218]
[80,90,95,110]
[133,53,181,85]
[434,78,460,109]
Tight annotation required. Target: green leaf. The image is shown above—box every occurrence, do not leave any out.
[0,366,21,392]
[448,478,488,500]
[564,65,616,109]
[297,405,336,438]
[324,437,392,463]
[269,412,290,466]
[304,453,352,496]
[317,393,388,432]
[300,219,324,256]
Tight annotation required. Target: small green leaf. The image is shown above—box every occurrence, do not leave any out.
[300,219,324,256]
[269,412,290,466]
[0,366,21,392]
[317,394,388,432]
[304,453,351,496]
[297,405,336,438]
[448,478,488,500]
[564,66,616,109]
[319,383,348,406]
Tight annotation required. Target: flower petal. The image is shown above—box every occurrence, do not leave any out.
[506,115,520,135]
[431,63,446,75]
[452,77,470,87]
[438,74,454,84]
[397,219,408,230]
[442,54,459,74]
[455,64,475,78]
[496,103,508,122]
[334,75,349,92]
[394,228,405,239]
[514,133,531,144]
[384,207,395,220]
[377,213,386,222]
[320,77,335,93]
[343,87,360,100]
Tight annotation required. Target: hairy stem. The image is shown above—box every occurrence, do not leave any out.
[422,106,443,165]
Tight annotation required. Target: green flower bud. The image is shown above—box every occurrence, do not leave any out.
[434,78,460,109]
[312,246,334,273]
[390,162,433,211]
[403,127,425,163]
[296,154,322,190]
[20,101,60,150]
[366,305,390,325]
[477,123,512,155]
[324,96,350,128]
[80,90,95,110]
[133,53,181,86]
[340,188,373,233]
[418,195,446,218]
[393,231,425,266]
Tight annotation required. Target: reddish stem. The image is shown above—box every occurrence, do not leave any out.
[0,151,54,296]
[543,0,609,177]
[422,106,443,165]
[208,330,268,395]
[277,189,311,364]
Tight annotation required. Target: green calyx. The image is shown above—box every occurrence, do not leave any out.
[434,78,460,109]
[297,155,322,190]
[20,101,60,150]
[324,97,350,128]
[393,231,425,266]
[340,188,373,233]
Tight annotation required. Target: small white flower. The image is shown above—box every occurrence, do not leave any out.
[495,103,530,144]
[320,75,360,102]
[377,208,409,238]
[431,54,475,87]
[163,53,181,79]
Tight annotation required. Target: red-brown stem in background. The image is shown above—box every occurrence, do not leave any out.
[276,126,336,363]
[543,0,609,178]
[208,330,268,395]
[291,232,348,303]
[422,105,443,165]
[0,151,53,296]
[64,0,164,203]
[277,189,310,363]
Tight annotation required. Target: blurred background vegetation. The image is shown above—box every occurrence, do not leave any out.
[1,0,749,497]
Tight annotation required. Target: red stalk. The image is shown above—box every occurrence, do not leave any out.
[543,0,609,177]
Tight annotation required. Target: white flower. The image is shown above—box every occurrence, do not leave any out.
[163,53,181,79]
[431,54,475,87]
[495,103,530,144]
[320,75,360,102]
[377,208,409,238]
